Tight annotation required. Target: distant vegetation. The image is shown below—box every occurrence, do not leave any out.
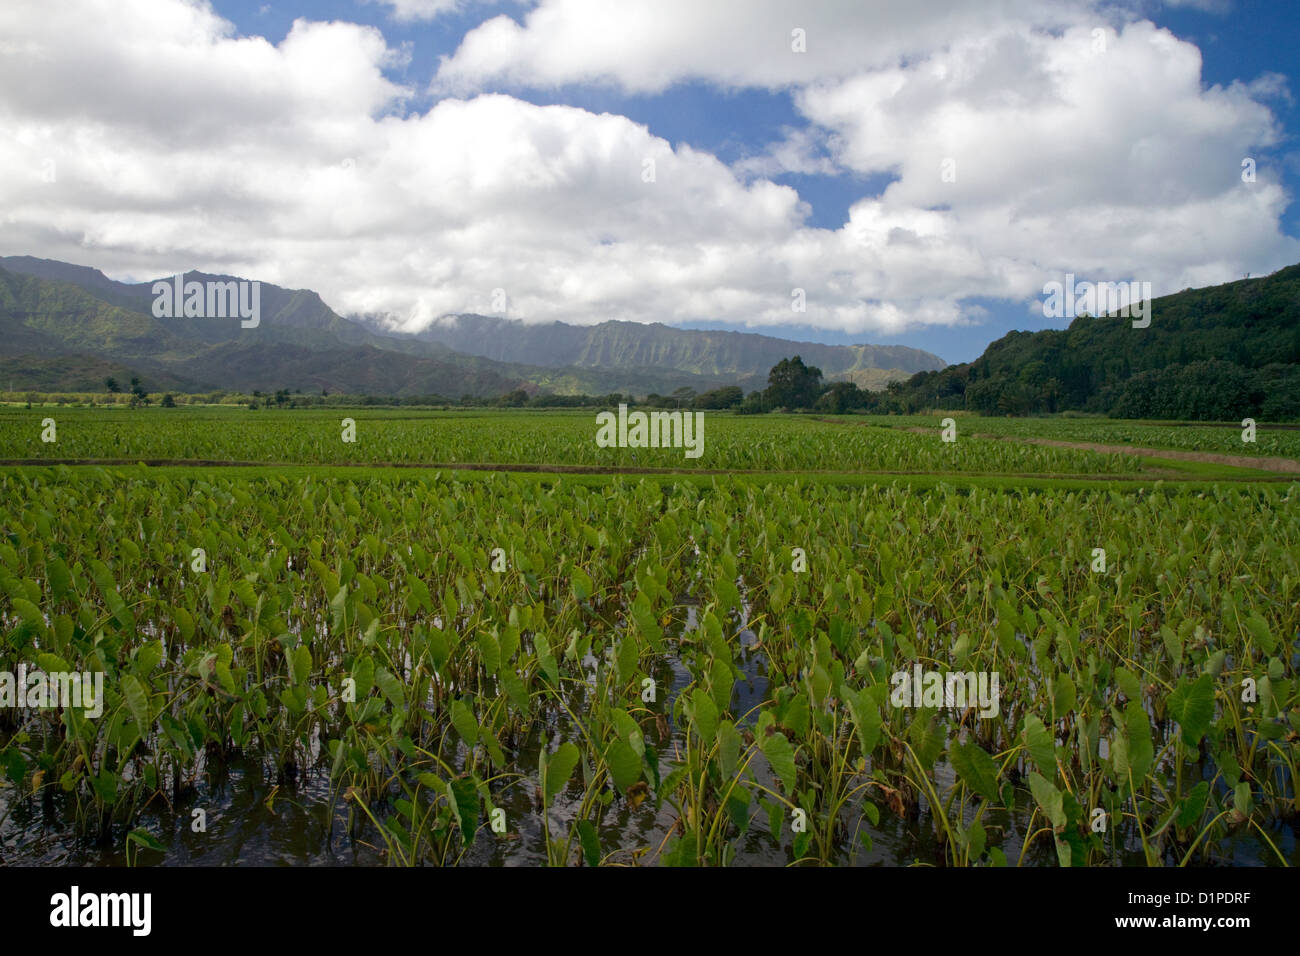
[878,265,1300,421]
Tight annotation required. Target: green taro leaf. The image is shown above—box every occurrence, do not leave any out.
[1028,771,1066,829]
[1052,673,1076,719]
[760,731,798,794]
[951,741,1001,803]
[966,819,987,860]
[611,708,644,758]
[1233,782,1252,820]
[710,656,734,715]
[726,790,751,832]
[134,639,164,675]
[1244,614,1276,655]
[500,669,529,711]
[290,645,312,686]
[571,566,594,601]
[910,713,946,772]
[605,739,641,792]
[544,741,580,801]
[616,635,639,685]
[781,692,810,738]
[1123,699,1153,780]
[36,652,71,674]
[534,634,559,687]
[1023,715,1056,778]
[173,606,194,643]
[448,776,479,845]
[351,655,375,701]
[12,598,47,639]
[406,574,431,613]
[475,630,501,675]
[576,819,600,867]
[1115,667,1141,702]
[121,674,150,729]
[92,768,118,804]
[214,660,236,696]
[1166,673,1215,747]
[126,828,166,855]
[847,689,881,757]
[717,721,742,780]
[232,579,257,610]
[808,663,830,708]
[1176,781,1210,829]
[46,557,72,600]
[690,687,718,744]
[450,698,479,747]
[374,667,406,710]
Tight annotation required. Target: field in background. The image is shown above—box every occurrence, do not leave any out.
[5,405,1287,477]
[833,414,1300,461]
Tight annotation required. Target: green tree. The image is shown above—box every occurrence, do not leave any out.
[695,385,744,409]
[128,377,150,407]
[815,381,866,414]
[765,356,824,410]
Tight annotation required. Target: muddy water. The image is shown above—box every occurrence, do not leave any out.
[4,731,1293,867]
[2,603,1296,867]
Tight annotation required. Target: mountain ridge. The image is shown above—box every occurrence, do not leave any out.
[1,256,943,397]
[409,312,945,382]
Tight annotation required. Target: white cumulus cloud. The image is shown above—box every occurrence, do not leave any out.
[0,0,1294,342]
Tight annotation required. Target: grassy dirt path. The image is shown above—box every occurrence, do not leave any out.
[996,436,1300,474]
[810,416,1299,477]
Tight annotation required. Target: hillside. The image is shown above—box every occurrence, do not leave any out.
[0,256,439,353]
[0,263,527,397]
[409,313,944,388]
[0,265,785,398]
[887,265,1300,420]
[0,257,940,398]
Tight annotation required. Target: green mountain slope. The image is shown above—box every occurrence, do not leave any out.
[890,264,1300,420]
[0,256,443,353]
[412,314,945,382]
[0,263,758,397]
[0,353,194,394]
[0,264,525,396]
[0,256,945,398]
[0,266,199,361]
[167,342,529,398]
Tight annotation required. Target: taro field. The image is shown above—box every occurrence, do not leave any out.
[0,406,1297,866]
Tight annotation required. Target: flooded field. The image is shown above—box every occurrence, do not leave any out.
[2,446,1297,866]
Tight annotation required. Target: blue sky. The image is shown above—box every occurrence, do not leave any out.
[223,0,1299,226]
[3,0,1297,365]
